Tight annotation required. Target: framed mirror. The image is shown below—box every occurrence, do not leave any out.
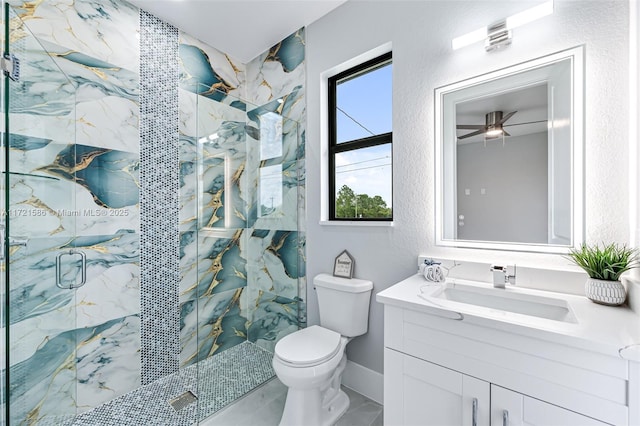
[435,46,584,253]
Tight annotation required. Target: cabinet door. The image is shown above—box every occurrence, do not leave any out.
[385,348,490,425]
[490,385,611,426]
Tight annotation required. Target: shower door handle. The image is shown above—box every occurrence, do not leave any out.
[0,224,28,260]
[9,236,28,246]
[56,249,87,289]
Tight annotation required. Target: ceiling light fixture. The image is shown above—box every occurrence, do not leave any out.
[457,110,515,140]
[485,127,504,138]
[452,0,554,51]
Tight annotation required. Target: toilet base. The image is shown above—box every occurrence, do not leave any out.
[278,388,350,426]
[323,389,350,425]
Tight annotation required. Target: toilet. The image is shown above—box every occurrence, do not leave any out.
[272,273,373,426]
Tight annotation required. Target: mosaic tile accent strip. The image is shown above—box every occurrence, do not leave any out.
[140,10,181,385]
[48,342,275,426]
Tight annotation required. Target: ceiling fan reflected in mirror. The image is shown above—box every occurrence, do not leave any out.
[456,110,547,146]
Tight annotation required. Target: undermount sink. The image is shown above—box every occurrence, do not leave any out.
[429,280,578,323]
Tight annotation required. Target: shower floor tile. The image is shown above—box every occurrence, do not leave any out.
[46,341,275,426]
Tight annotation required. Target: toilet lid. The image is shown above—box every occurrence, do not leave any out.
[275,325,341,366]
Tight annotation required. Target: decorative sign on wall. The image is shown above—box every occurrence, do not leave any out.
[333,249,355,279]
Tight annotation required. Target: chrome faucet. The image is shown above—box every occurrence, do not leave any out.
[490,265,516,288]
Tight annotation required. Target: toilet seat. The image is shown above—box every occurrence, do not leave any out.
[275,325,341,367]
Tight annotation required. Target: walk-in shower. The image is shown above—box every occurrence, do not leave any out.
[1,1,306,424]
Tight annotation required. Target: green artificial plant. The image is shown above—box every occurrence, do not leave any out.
[567,243,640,281]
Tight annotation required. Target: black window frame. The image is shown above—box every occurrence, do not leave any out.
[328,52,393,222]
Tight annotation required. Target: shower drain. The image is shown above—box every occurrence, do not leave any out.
[168,390,198,412]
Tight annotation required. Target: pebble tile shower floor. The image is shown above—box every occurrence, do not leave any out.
[39,342,275,426]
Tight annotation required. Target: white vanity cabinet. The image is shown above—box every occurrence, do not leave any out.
[385,348,490,425]
[381,302,635,426]
[385,347,609,426]
[490,385,608,426]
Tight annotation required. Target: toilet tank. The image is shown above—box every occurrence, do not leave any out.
[314,273,373,337]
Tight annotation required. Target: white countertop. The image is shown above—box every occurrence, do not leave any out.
[377,273,640,361]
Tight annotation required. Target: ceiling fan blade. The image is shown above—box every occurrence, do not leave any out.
[457,129,486,139]
[496,110,517,125]
[503,119,547,127]
[456,124,486,130]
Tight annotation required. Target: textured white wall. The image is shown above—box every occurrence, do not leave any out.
[306,0,631,374]
[628,0,640,309]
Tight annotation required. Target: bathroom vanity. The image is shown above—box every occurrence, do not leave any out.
[377,273,640,426]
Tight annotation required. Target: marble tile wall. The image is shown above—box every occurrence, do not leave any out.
[177,28,307,361]
[1,0,141,423]
[1,0,307,423]
[177,43,250,366]
[179,31,247,106]
[246,29,308,339]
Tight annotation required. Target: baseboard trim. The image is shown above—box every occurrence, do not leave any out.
[342,360,383,405]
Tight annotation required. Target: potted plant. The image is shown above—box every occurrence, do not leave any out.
[567,243,640,306]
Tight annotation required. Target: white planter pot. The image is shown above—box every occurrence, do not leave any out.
[585,278,626,306]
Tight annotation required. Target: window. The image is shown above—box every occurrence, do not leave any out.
[328,52,392,221]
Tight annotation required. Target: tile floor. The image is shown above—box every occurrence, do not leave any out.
[31,341,382,426]
[200,378,383,426]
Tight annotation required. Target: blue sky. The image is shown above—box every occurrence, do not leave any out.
[335,62,393,206]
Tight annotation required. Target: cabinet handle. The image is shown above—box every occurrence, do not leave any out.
[471,397,478,426]
[502,409,509,426]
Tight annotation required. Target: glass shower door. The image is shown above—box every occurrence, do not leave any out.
[2,2,79,424]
